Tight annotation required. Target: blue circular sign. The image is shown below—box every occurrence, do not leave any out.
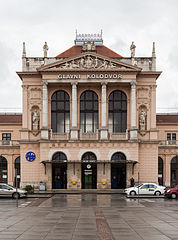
[26,151,36,162]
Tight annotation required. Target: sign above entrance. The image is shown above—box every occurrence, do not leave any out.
[58,73,122,80]
[26,152,36,162]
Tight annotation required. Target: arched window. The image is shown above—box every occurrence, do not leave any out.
[80,91,98,133]
[51,90,70,133]
[111,152,126,161]
[158,157,163,185]
[0,156,7,183]
[52,152,67,161]
[171,156,178,187]
[14,157,20,187]
[108,90,127,133]
[82,152,97,162]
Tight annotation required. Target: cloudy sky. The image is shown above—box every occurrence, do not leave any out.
[0,0,178,113]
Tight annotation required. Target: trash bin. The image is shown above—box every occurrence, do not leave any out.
[39,182,46,191]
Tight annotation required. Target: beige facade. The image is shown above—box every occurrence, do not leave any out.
[0,34,177,190]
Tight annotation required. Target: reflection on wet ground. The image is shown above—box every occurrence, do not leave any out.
[40,193,178,208]
[0,194,178,239]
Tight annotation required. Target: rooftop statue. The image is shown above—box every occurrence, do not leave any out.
[130,41,136,58]
[43,42,49,58]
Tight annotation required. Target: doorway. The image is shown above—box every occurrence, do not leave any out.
[52,152,67,189]
[111,152,126,189]
[81,152,97,189]
[0,156,7,183]
[171,156,178,187]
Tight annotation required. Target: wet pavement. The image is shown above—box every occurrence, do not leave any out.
[0,194,178,239]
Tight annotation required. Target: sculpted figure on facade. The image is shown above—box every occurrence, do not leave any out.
[85,55,94,68]
[43,42,48,58]
[59,55,121,70]
[32,109,40,130]
[139,109,146,131]
[130,41,136,58]
[82,41,96,52]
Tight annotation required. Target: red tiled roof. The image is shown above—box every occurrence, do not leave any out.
[56,45,123,59]
[0,114,22,124]
[156,114,178,124]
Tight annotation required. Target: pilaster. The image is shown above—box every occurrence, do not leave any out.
[41,81,49,139]
[130,80,138,139]
[100,82,108,140]
[70,82,78,140]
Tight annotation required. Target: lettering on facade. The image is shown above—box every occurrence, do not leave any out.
[58,73,122,80]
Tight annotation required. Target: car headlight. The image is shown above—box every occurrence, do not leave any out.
[167,190,170,193]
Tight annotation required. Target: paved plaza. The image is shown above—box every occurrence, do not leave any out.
[0,194,178,239]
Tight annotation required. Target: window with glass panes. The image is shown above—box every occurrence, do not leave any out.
[108,90,127,133]
[51,91,70,133]
[80,91,98,133]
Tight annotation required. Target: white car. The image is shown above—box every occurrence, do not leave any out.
[124,183,165,196]
[0,183,27,199]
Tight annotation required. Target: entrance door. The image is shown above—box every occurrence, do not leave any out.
[171,156,178,187]
[52,152,67,189]
[0,156,7,183]
[81,152,97,189]
[52,163,67,189]
[82,163,97,189]
[111,152,126,189]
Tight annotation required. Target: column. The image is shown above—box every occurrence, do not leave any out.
[7,155,13,185]
[70,82,78,140]
[130,80,138,139]
[41,80,49,139]
[165,155,171,187]
[100,82,108,140]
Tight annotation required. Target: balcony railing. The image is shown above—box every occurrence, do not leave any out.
[0,140,20,146]
[80,129,99,140]
[50,130,70,140]
[159,140,178,146]
[109,131,128,140]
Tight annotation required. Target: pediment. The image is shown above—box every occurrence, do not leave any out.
[38,52,141,72]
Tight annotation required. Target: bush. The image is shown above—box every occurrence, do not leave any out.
[24,185,34,192]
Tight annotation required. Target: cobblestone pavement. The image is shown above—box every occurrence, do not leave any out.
[0,194,178,239]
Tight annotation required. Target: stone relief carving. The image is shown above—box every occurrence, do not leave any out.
[59,55,119,70]
[139,109,147,131]
[32,109,40,131]
[82,42,96,52]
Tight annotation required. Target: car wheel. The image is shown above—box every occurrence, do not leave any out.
[171,193,177,199]
[155,191,161,196]
[12,192,20,199]
[130,191,136,196]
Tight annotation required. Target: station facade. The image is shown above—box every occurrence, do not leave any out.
[0,33,178,190]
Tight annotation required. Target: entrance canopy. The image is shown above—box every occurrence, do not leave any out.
[41,159,138,164]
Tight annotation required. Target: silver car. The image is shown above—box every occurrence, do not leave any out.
[0,183,27,199]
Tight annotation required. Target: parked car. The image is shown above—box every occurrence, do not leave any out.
[0,183,27,199]
[124,183,165,196]
[164,187,178,199]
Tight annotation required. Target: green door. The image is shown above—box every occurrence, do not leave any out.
[84,169,92,189]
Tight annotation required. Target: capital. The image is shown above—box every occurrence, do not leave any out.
[71,82,78,86]
[130,80,137,88]
[101,81,108,86]
[42,80,48,87]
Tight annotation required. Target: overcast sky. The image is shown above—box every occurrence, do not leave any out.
[0,0,178,113]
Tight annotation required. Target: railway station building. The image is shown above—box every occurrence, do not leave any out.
[0,33,178,190]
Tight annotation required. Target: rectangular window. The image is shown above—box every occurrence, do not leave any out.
[167,133,171,140]
[2,133,11,141]
[172,133,176,140]
[2,133,11,145]
[167,133,176,144]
